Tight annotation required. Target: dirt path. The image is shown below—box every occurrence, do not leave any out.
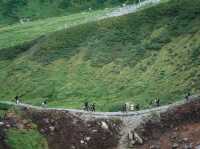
[0,100,180,118]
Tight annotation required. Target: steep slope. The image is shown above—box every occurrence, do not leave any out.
[0,0,200,111]
[0,0,137,25]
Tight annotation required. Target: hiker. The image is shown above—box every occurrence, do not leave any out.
[185,92,191,101]
[122,104,126,113]
[42,100,47,107]
[130,104,135,111]
[155,98,160,107]
[91,103,96,112]
[15,96,20,104]
[84,101,89,111]
[135,104,140,111]
[125,103,129,113]
[149,100,154,106]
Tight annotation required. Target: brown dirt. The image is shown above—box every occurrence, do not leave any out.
[135,100,200,149]
[24,109,122,149]
[137,122,200,149]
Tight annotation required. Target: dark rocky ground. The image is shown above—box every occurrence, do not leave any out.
[25,109,122,149]
[0,107,122,149]
[134,100,200,149]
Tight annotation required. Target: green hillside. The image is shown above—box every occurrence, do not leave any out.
[0,0,137,25]
[0,0,200,111]
[0,9,111,49]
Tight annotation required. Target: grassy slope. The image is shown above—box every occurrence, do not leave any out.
[0,0,200,111]
[5,129,48,149]
[0,8,111,49]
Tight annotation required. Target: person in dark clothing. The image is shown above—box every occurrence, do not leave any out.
[155,98,160,107]
[123,103,129,113]
[15,96,19,104]
[135,104,140,111]
[149,100,154,106]
[185,92,191,101]
[42,100,47,107]
[84,102,89,111]
[44,100,47,105]
[121,104,126,113]
[91,103,96,112]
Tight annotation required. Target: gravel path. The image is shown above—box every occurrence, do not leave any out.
[0,101,173,117]
[1,95,200,118]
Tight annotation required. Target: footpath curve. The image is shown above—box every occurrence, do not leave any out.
[0,95,199,118]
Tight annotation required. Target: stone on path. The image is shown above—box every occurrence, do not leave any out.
[0,122,4,126]
[172,143,179,149]
[101,121,109,130]
[195,145,200,149]
[134,131,143,144]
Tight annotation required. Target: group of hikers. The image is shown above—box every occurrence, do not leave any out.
[150,98,160,107]
[121,98,160,112]
[14,92,192,112]
[14,96,48,107]
[122,103,140,112]
[84,102,96,112]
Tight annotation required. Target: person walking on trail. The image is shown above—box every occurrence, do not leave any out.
[130,104,135,111]
[149,100,154,107]
[91,103,96,112]
[42,100,47,108]
[185,92,191,101]
[135,104,140,111]
[155,98,160,107]
[84,101,89,111]
[122,104,127,113]
[124,103,129,113]
[15,96,20,104]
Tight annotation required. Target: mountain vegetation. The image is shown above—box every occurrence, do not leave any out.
[0,0,200,111]
[0,0,137,25]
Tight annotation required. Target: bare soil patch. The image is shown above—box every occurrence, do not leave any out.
[24,110,122,149]
[134,100,200,149]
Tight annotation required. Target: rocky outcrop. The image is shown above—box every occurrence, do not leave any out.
[133,99,200,148]
[0,97,200,149]
[24,109,122,149]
